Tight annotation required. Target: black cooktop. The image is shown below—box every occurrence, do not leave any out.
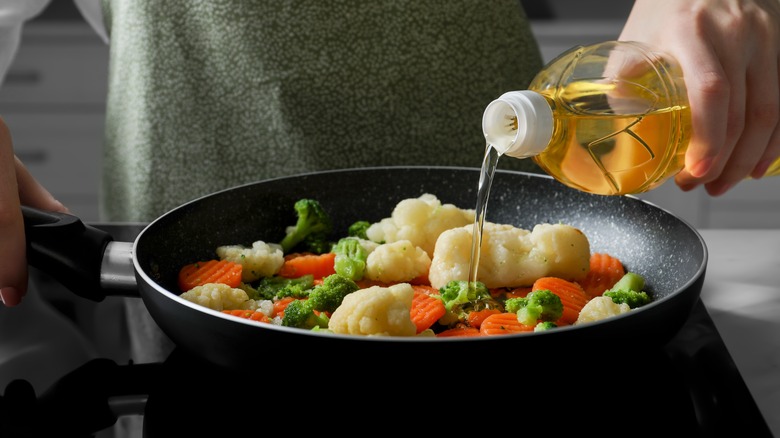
[0,224,773,437]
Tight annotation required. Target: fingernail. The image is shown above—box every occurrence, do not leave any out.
[690,157,714,178]
[751,160,771,179]
[678,183,697,192]
[0,287,19,307]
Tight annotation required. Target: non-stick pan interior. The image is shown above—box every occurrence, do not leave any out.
[132,166,706,365]
[136,166,704,302]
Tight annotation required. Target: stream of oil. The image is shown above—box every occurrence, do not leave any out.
[467,143,501,287]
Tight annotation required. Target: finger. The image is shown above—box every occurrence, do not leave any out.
[752,123,780,178]
[706,43,779,195]
[701,5,780,193]
[0,117,27,306]
[750,57,780,179]
[674,39,737,186]
[15,155,69,212]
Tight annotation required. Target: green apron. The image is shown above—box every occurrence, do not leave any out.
[100,0,543,222]
[99,0,543,364]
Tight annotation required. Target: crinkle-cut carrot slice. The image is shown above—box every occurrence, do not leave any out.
[467,308,502,329]
[578,253,625,298]
[410,286,446,334]
[222,309,270,324]
[437,327,482,338]
[505,286,533,299]
[272,296,297,318]
[479,312,535,336]
[178,259,242,292]
[532,277,589,326]
[279,252,336,279]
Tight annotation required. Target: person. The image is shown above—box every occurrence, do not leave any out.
[1,0,780,358]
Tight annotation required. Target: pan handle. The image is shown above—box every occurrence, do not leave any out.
[22,206,123,302]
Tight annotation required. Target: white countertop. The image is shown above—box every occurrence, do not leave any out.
[698,229,780,437]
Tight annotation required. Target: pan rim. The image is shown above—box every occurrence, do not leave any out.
[131,166,708,343]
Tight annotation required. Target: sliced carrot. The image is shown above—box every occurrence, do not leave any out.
[278,252,337,279]
[409,272,430,286]
[272,297,328,319]
[489,288,507,299]
[272,296,297,317]
[222,309,270,324]
[409,287,446,334]
[411,285,439,296]
[437,327,482,338]
[467,308,502,329]
[479,312,535,336]
[532,277,590,326]
[578,253,625,298]
[178,259,243,292]
[505,286,533,299]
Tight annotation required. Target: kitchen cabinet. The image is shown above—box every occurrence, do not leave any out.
[0,21,108,221]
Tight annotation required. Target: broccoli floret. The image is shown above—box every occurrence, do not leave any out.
[253,275,315,300]
[301,235,333,255]
[505,289,563,326]
[440,280,489,311]
[438,280,502,324]
[347,221,371,240]
[504,297,528,313]
[534,321,558,332]
[604,290,650,309]
[332,238,368,280]
[611,272,645,293]
[274,283,314,299]
[280,199,334,254]
[603,272,651,309]
[308,273,360,313]
[281,299,330,330]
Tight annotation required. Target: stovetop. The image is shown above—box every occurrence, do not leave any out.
[0,224,773,437]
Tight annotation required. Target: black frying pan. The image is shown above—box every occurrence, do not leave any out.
[24,167,708,368]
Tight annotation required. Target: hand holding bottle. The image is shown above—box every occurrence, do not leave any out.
[619,0,780,195]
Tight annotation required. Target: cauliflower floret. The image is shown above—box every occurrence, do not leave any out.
[344,236,380,255]
[328,283,417,336]
[216,240,284,282]
[179,283,261,311]
[365,240,431,284]
[575,296,631,325]
[428,222,590,289]
[365,193,474,257]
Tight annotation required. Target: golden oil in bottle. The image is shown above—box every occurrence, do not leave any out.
[483,41,692,195]
[531,83,692,195]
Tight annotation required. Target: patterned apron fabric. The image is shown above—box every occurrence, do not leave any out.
[100,0,543,222]
[99,0,543,366]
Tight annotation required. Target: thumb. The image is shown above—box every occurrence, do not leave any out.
[0,118,27,306]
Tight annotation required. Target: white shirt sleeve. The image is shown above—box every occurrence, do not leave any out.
[74,0,107,43]
[0,0,51,85]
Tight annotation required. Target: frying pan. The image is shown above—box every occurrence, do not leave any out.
[23,166,708,368]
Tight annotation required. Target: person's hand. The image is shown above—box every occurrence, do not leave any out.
[0,117,68,306]
[619,0,780,196]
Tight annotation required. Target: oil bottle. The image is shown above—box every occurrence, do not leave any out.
[482,40,779,196]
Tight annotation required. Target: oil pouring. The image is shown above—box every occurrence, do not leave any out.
[468,40,780,288]
[469,40,690,286]
[482,40,780,197]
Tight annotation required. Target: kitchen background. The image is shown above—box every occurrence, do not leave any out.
[2,0,778,229]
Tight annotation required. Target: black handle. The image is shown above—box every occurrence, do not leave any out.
[22,206,113,302]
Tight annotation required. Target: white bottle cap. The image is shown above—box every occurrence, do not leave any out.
[482,90,553,158]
